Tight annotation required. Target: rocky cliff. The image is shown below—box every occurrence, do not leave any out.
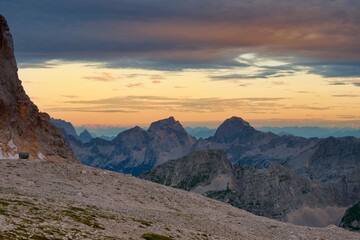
[0,15,77,162]
[143,150,234,193]
[143,149,360,226]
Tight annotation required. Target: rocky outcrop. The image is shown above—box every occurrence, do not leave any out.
[143,150,233,193]
[340,201,360,231]
[287,137,360,183]
[0,15,77,162]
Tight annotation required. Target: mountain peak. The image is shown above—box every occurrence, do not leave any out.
[212,116,257,143]
[227,116,251,126]
[0,15,16,68]
[79,130,92,143]
[148,116,181,132]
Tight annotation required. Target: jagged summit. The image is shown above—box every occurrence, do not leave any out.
[147,117,196,166]
[0,15,77,162]
[212,116,258,143]
[112,126,150,147]
[79,130,92,143]
[148,116,183,133]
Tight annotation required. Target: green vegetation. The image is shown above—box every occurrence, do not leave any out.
[62,206,104,229]
[141,233,174,240]
[205,187,232,200]
[0,194,124,239]
[340,201,360,231]
[133,218,153,228]
[176,174,209,190]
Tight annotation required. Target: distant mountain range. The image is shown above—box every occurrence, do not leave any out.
[259,126,360,138]
[68,125,360,141]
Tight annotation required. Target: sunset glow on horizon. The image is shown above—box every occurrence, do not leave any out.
[3,1,360,128]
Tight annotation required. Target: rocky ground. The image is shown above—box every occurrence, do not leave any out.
[0,159,359,240]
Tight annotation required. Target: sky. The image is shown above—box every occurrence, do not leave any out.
[2,0,360,128]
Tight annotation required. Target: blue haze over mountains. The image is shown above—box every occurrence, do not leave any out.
[74,125,360,140]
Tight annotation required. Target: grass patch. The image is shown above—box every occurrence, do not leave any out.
[133,218,153,227]
[142,233,174,240]
[0,208,9,216]
[205,187,232,200]
[62,206,104,229]
[0,199,10,207]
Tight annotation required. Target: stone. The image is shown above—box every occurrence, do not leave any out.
[19,152,29,159]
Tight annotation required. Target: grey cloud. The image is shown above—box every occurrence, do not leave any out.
[84,72,117,82]
[332,94,359,98]
[1,0,359,75]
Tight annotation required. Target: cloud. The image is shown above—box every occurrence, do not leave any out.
[307,62,360,78]
[62,95,287,113]
[326,79,360,87]
[61,95,79,99]
[84,72,117,82]
[327,81,347,86]
[337,115,360,119]
[284,105,330,111]
[45,107,137,113]
[126,83,144,88]
[2,0,359,75]
[332,94,359,98]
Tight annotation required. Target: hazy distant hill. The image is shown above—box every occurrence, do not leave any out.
[259,126,360,138]
[75,126,127,140]
[185,127,216,139]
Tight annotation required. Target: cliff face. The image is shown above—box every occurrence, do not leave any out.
[143,149,234,193]
[0,15,77,162]
[142,149,360,226]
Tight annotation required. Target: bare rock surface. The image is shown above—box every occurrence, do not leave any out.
[0,15,77,162]
[0,159,359,240]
